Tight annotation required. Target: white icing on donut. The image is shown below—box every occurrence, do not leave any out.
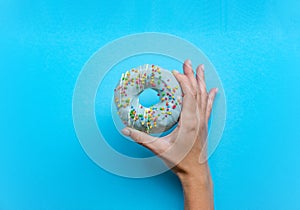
[114,64,183,133]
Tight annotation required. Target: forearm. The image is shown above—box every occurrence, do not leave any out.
[178,164,214,210]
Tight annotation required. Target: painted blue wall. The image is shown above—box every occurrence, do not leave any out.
[1,0,300,209]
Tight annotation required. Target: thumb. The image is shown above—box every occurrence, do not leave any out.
[122,127,163,154]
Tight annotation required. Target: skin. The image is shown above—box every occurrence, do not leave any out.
[122,59,218,210]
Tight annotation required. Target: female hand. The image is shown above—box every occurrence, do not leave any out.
[122,59,218,210]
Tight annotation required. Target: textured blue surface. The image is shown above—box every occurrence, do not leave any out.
[1,0,300,209]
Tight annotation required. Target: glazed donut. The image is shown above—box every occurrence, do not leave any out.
[114,64,183,133]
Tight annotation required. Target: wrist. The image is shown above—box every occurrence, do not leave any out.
[177,163,212,187]
[178,164,214,210]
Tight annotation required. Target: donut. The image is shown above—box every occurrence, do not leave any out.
[114,64,183,133]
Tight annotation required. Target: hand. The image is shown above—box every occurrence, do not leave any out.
[122,59,218,210]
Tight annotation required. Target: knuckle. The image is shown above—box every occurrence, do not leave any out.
[185,87,197,97]
[200,83,207,91]
[191,89,197,97]
[202,93,208,101]
[199,123,208,133]
[132,133,141,142]
[154,146,165,155]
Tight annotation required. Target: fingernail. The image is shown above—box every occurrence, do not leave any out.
[201,64,205,71]
[122,128,131,136]
[215,88,218,92]
[172,70,179,74]
[187,59,192,67]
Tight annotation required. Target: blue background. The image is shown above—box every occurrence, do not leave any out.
[1,0,300,209]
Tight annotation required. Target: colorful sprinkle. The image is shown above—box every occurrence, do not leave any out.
[115,64,182,133]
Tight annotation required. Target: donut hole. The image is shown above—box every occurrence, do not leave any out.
[138,88,160,108]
